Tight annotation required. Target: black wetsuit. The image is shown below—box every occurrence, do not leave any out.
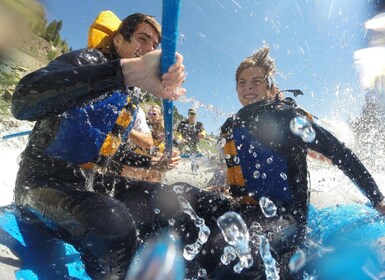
[12,48,142,279]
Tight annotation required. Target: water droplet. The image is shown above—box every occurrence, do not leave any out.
[173,185,185,194]
[267,157,273,164]
[198,268,207,277]
[253,170,260,179]
[280,172,287,180]
[183,244,200,261]
[154,208,160,214]
[290,116,316,143]
[289,250,306,273]
[168,218,175,226]
[259,197,277,218]
[217,212,253,272]
[234,156,240,164]
[221,246,237,265]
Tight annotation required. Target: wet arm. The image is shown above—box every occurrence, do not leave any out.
[129,129,154,150]
[308,123,384,207]
[12,49,125,121]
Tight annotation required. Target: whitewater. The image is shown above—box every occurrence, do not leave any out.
[1,117,384,209]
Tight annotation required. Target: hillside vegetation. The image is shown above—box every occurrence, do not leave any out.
[0,0,70,119]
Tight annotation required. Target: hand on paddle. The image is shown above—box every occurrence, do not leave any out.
[150,148,181,171]
[121,50,186,100]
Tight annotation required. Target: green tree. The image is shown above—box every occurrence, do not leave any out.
[44,20,63,47]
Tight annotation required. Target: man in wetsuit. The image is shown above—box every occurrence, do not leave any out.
[12,13,185,279]
[176,108,206,153]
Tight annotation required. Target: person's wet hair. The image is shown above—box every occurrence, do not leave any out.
[235,45,275,86]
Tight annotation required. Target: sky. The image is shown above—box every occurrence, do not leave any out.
[40,0,380,134]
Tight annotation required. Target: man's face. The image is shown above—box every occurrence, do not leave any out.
[236,66,274,107]
[114,22,160,59]
[188,113,196,123]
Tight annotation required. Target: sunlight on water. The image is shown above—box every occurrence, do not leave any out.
[0,121,33,206]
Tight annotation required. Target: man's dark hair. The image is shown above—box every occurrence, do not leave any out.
[117,13,161,43]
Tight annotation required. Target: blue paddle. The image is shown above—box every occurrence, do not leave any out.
[2,130,32,140]
[161,0,181,158]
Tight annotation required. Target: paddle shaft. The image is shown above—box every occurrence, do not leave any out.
[161,0,181,158]
[2,130,32,140]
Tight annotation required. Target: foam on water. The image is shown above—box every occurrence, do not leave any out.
[0,120,32,206]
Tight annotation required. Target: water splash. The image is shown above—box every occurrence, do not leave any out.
[220,245,237,265]
[259,197,277,218]
[288,249,306,273]
[178,95,232,119]
[217,212,253,273]
[173,184,185,194]
[178,196,210,261]
[248,222,263,250]
[290,116,316,143]
[259,235,280,280]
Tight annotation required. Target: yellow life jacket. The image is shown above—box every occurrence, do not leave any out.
[88,10,121,52]
[221,117,246,188]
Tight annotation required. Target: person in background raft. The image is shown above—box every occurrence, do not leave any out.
[216,45,385,276]
[176,108,206,153]
[11,12,185,279]
[147,104,166,155]
[118,105,164,182]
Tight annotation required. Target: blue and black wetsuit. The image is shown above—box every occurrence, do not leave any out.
[222,97,384,239]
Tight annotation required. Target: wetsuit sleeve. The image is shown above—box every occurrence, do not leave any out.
[12,49,125,121]
[307,122,384,207]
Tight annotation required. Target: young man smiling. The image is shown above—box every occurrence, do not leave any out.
[12,13,185,279]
